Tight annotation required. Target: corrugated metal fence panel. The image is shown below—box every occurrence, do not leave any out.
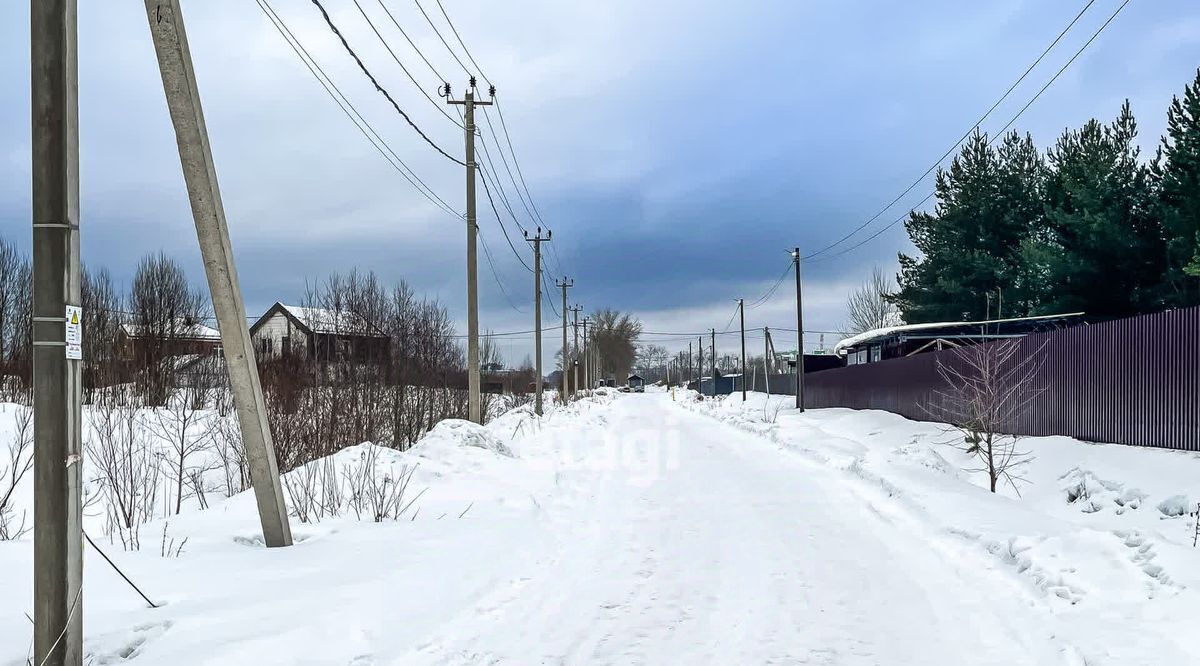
[806,305,1200,451]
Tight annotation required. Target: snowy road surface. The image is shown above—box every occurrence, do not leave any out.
[402,393,1067,665]
[8,390,1193,663]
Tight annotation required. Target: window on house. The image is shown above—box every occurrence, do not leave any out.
[259,338,273,355]
[282,335,290,354]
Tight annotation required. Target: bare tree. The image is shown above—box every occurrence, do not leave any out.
[128,252,208,406]
[591,309,642,382]
[844,266,902,335]
[82,265,125,401]
[930,339,1045,493]
[0,239,32,401]
[144,388,215,515]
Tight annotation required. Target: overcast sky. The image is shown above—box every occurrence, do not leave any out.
[2,0,1198,366]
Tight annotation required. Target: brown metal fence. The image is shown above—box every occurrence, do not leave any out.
[805,305,1200,451]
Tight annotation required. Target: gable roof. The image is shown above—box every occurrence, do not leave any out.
[250,302,388,338]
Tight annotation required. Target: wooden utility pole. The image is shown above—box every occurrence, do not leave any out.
[444,78,493,423]
[793,247,805,412]
[32,0,83,660]
[697,336,703,393]
[557,278,572,404]
[688,341,692,387]
[569,305,582,397]
[145,0,292,547]
[525,228,550,414]
[738,298,746,401]
[710,328,717,397]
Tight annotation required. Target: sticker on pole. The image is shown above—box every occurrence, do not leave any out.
[65,305,82,360]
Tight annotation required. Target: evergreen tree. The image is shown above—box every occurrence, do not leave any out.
[1152,69,1200,303]
[1033,102,1163,317]
[894,131,1044,323]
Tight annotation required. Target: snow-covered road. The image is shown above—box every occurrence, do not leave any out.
[11,389,1192,663]
[403,392,1067,665]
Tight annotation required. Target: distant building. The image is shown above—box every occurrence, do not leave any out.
[118,320,222,359]
[834,312,1087,365]
[627,373,645,392]
[249,303,389,363]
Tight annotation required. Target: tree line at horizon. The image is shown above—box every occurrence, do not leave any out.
[893,69,1200,324]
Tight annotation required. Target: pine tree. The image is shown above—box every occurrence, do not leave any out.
[1034,101,1163,317]
[1152,69,1200,303]
[894,131,1044,323]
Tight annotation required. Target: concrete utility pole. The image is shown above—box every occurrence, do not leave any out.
[582,317,590,390]
[710,328,717,398]
[569,305,582,397]
[32,0,83,661]
[557,278,572,404]
[525,228,550,414]
[145,0,292,547]
[688,341,693,387]
[793,247,805,412]
[764,326,771,397]
[444,78,494,424]
[738,299,747,401]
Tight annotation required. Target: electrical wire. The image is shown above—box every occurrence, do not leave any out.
[349,0,464,128]
[746,261,794,309]
[478,228,527,313]
[412,0,472,76]
[374,0,449,82]
[309,0,464,166]
[479,165,533,272]
[805,0,1131,263]
[258,0,461,219]
[802,0,1100,261]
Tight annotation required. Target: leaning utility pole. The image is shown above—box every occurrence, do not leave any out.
[32,0,83,661]
[557,278,572,404]
[145,0,292,546]
[793,247,805,412]
[710,328,717,398]
[738,299,747,401]
[525,228,550,414]
[444,78,494,423]
[569,305,582,396]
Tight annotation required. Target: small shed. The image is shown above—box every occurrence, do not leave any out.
[627,373,645,392]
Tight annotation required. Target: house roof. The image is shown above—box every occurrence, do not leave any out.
[832,312,1086,356]
[120,321,221,342]
[251,303,387,338]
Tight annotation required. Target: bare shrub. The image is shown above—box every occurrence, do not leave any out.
[88,387,160,550]
[343,444,423,522]
[0,404,33,540]
[145,388,216,515]
[210,412,249,498]
[930,339,1045,493]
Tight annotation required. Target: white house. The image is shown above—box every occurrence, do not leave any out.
[249,303,388,362]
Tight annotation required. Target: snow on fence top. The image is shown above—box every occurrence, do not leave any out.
[832,311,1085,356]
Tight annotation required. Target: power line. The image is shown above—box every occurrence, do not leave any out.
[309,0,464,165]
[802,0,1100,261]
[746,261,794,309]
[478,166,533,272]
[349,0,464,128]
[258,0,461,219]
[412,0,472,76]
[478,228,526,313]
[373,0,449,82]
[434,0,491,86]
[806,0,1131,263]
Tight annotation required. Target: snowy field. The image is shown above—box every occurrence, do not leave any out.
[3,389,1200,663]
